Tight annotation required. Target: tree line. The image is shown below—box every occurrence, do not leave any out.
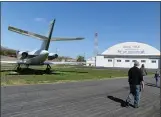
[0,49,86,62]
[0,49,16,57]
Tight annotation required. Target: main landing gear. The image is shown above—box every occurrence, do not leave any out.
[16,64,21,71]
[26,64,29,68]
[14,64,51,74]
[15,64,29,72]
[45,64,51,74]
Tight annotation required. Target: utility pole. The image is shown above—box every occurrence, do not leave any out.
[84,52,86,61]
[56,48,59,54]
[56,48,58,54]
[94,32,98,67]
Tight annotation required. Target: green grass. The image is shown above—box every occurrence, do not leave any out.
[0,66,154,86]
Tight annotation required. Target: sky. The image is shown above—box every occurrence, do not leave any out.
[1,2,160,59]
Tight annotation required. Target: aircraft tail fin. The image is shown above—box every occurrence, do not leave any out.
[40,19,55,50]
[8,19,84,51]
[8,20,56,51]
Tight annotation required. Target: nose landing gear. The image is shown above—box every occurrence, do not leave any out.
[15,64,21,72]
[45,64,51,74]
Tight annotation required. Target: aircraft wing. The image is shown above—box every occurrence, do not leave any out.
[8,26,48,40]
[1,60,85,65]
[44,61,85,65]
[51,37,84,41]
[1,60,24,64]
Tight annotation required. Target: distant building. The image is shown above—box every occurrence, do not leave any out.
[86,42,160,69]
[86,57,95,66]
[66,58,77,62]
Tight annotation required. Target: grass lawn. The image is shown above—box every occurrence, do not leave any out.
[1,65,153,86]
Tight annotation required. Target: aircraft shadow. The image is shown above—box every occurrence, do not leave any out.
[145,83,160,88]
[2,68,88,75]
[56,70,88,74]
[107,95,135,108]
[6,68,63,75]
[1,69,14,72]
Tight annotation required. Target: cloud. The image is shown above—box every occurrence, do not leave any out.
[34,18,46,23]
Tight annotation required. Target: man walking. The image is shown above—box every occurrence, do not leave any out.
[126,61,144,108]
[154,71,160,87]
[140,64,147,80]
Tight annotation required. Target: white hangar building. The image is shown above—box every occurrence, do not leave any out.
[87,42,160,69]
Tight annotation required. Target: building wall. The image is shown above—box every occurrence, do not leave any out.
[86,60,95,66]
[95,56,105,67]
[87,42,160,69]
[96,56,159,69]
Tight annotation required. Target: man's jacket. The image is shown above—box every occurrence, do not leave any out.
[128,66,144,85]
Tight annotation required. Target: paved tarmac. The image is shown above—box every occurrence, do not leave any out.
[1,76,160,117]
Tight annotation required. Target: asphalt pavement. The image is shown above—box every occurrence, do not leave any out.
[1,76,160,117]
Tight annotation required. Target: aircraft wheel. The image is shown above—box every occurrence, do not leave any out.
[45,68,51,74]
[26,64,29,69]
[17,67,21,71]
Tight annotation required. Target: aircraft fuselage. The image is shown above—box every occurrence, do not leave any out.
[17,50,49,65]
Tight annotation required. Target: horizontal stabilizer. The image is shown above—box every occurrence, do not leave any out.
[8,26,84,41]
[8,26,48,40]
[51,37,84,41]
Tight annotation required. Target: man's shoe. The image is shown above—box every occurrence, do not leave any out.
[125,101,130,107]
[134,104,139,108]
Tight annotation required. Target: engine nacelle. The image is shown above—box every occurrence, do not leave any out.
[21,52,28,59]
[48,53,58,60]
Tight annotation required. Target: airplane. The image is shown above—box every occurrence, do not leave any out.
[1,19,85,73]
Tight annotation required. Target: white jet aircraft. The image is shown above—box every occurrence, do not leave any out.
[1,19,84,73]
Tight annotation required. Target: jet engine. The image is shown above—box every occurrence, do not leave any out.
[48,53,58,60]
[21,52,28,59]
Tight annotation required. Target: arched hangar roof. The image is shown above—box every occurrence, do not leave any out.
[102,42,160,56]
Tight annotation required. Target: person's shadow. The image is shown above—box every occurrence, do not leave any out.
[145,83,160,88]
[107,96,134,108]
